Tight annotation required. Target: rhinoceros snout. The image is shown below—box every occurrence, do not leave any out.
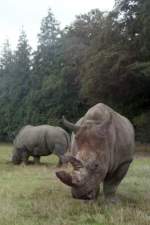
[12,153,22,165]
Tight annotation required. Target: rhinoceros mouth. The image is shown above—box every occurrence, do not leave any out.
[12,153,22,165]
[72,193,93,200]
[71,188,96,200]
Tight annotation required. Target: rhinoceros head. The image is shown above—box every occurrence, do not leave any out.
[12,148,22,165]
[56,116,111,200]
[56,156,101,200]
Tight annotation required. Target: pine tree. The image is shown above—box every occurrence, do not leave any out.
[0,30,32,140]
[0,40,14,140]
[13,29,31,99]
[27,8,62,125]
[38,8,60,48]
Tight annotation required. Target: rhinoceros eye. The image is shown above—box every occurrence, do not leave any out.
[87,161,99,172]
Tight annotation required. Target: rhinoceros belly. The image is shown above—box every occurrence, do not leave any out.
[30,145,53,156]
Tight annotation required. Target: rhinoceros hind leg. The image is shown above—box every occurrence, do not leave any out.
[103,161,131,202]
[34,156,40,164]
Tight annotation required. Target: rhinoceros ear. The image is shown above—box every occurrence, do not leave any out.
[56,171,75,187]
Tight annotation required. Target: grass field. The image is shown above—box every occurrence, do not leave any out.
[0,144,150,225]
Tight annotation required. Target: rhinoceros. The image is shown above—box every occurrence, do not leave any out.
[12,125,70,166]
[56,103,135,202]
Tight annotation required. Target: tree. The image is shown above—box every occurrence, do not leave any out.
[115,0,150,60]
[0,30,32,140]
[0,40,14,140]
[0,4,149,142]
[79,3,150,118]
[38,8,60,48]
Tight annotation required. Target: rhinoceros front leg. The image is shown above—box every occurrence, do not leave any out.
[103,161,131,203]
[57,157,63,167]
[34,156,40,164]
[22,151,29,165]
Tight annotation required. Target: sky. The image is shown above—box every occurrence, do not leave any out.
[0,0,115,50]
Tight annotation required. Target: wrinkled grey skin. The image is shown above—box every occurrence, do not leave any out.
[56,103,135,201]
[12,125,70,166]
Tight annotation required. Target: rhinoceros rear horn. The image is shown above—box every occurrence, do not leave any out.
[62,116,80,133]
[69,156,84,170]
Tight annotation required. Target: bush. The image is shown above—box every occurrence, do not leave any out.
[133,111,150,143]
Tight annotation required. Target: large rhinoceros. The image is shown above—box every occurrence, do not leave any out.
[12,125,70,166]
[56,103,135,202]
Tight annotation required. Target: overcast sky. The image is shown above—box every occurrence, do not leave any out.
[0,0,115,50]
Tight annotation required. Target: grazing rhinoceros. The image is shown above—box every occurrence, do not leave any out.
[56,103,135,202]
[12,125,70,166]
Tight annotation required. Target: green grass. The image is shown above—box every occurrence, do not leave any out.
[0,144,150,225]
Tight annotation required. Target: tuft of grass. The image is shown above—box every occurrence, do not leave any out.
[0,144,150,225]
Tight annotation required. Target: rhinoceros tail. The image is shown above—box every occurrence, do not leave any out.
[44,130,53,154]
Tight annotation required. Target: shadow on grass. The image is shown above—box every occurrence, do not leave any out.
[5,160,57,167]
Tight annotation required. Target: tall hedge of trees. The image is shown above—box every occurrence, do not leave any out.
[0,0,150,142]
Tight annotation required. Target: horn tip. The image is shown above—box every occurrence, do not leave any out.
[56,170,62,176]
[56,171,64,180]
[62,116,64,124]
[55,170,74,187]
[62,115,65,122]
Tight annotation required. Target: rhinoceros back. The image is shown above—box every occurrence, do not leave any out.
[71,103,134,173]
[45,126,70,156]
[82,103,135,170]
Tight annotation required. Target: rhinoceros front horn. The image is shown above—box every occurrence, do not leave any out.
[62,116,80,132]
[56,171,76,187]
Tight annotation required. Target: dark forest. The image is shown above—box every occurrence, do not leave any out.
[0,0,150,142]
